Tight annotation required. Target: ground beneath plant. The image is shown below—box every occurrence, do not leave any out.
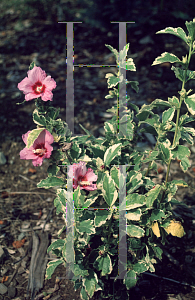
[1,4,195,300]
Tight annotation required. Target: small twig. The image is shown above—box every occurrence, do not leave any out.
[20,226,46,232]
[18,175,57,194]
[34,292,45,300]
[7,260,22,286]
[42,206,55,233]
[186,170,195,179]
[16,191,45,195]
[144,272,195,289]
[59,166,67,176]
[18,279,28,287]
[30,188,57,194]
[19,174,38,184]
[163,249,180,266]
[0,191,56,195]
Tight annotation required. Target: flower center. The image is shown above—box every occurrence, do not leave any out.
[33,81,46,95]
[36,86,43,92]
[79,180,91,186]
[33,145,46,157]
[77,176,91,186]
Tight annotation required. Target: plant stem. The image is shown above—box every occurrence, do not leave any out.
[65,151,73,164]
[106,215,113,251]
[160,42,193,201]
[144,141,159,177]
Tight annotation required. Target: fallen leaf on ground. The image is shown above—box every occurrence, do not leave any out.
[12,238,26,248]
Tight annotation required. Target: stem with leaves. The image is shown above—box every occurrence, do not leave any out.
[161,41,193,201]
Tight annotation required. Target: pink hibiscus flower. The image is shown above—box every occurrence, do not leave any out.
[20,129,54,166]
[18,66,56,101]
[68,161,97,191]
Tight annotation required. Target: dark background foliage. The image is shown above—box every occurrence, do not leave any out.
[0,0,195,143]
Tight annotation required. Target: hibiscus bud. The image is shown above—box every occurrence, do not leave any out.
[182,55,187,64]
[157,167,163,174]
[84,244,92,257]
[52,132,61,142]
[113,214,119,219]
[99,250,104,256]
[61,142,72,151]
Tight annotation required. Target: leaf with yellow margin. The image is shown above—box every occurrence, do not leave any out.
[151,222,160,237]
[164,220,185,238]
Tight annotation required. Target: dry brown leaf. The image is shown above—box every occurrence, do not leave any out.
[12,238,26,249]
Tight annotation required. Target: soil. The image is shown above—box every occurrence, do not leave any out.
[1,2,195,300]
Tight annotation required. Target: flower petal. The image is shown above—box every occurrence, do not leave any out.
[33,129,54,147]
[32,156,44,166]
[42,76,57,90]
[73,166,81,180]
[77,161,87,176]
[20,147,37,160]
[18,77,34,94]
[45,130,54,144]
[25,92,41,101]
[85,168,98,182]
[73,182,79,189]
[27,66,46,83]
[41,91,54,101]
[68,162,87,180]
[22,131,31,145]
[44,142,53,158]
